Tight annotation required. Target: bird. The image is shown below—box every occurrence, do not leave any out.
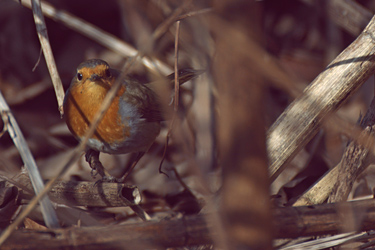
[63,59,201,182]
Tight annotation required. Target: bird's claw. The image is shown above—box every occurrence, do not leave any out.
[90,168,99,178]
[93,175,121,186]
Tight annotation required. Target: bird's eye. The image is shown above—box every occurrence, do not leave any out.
[77,73,83,81]
[105,69,111,78]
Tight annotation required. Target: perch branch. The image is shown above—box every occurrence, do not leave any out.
[2,174,141,207]
[4,199,375,249]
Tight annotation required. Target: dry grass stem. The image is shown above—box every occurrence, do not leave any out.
[0,92,59,235]
[268,15,375,182]
[30,0,64,114]
[16,0,172,75]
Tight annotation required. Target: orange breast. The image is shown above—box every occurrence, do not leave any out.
[63,82,130,146]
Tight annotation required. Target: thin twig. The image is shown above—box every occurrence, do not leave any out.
[158,115,174,177]
[176,8,213,21]
[174,20,181,112]
[158,20,181,176]
[152,0,192,42]
[0,92,59,230]
[171,167,191,192]
[30,0,64,114]
[15,0,172,76]
[31,48,42,72]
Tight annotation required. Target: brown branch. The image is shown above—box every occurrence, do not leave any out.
[47,181,140,207]
[2,214,213,250]
[1,174,141,207]
[274,199,375,239]
[267,14,375,182]
[293,165,339,206]
[328,98,375,202]
[287,4,375,204]
[294,99,375,206]
[328,129,373,203]
[4,199,375,249]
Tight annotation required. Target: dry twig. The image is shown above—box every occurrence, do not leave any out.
[15,0,172,76]
[294,99,375,206]
[30,0,64,114]
[0,92,59,229]
[4,198,375,249]
[2,174,141,207]
[268,14,375,182]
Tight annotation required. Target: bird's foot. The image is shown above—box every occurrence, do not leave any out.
[85,149,116,183]
[93,175,120,186]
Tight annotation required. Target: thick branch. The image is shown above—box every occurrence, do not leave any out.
[267,14,375,182]
[329,128,375,203]
[1,173,140,207]
[1,175,141,207]
[3,214,213,250]
[4,199,375,249]
[294,98,375,206]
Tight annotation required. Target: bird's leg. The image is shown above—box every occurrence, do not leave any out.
[85,149,116,182]
[116,151,145,183]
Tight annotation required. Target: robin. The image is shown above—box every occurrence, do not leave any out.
[63,59,201,182]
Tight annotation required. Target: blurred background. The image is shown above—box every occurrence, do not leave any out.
[1,0,375,246]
